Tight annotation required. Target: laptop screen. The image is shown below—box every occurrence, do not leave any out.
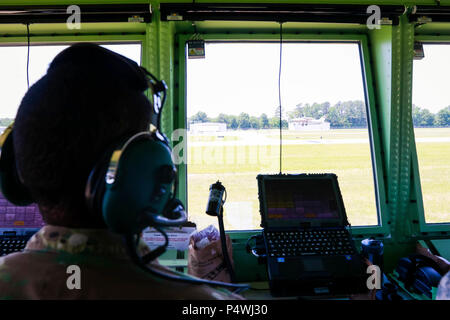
[0,193,44,235]
[257,174,348,228]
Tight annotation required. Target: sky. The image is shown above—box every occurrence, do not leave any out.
[186,42,450,118]
[0,42,449,119]
[187,42,366,118]
[412,44,450,112]
[0,43,141,118]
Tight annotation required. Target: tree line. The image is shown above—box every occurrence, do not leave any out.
[1,101,449,130]
[0,118,13,127]
[412,105,450,127]
[189,100,450,129]
[189,110,288,130]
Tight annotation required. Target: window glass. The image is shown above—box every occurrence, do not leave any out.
[412,44,450,224]
[186,42,378,230]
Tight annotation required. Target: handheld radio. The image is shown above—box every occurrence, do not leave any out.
[206,181,226,216]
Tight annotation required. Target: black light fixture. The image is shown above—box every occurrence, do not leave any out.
[410,5,450,23]
[160,3,405,25]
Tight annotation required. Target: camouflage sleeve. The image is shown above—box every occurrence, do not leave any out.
[436,271,450,300]
[0,258,26,300]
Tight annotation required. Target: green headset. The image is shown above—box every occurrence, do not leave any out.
[83,65,187,234]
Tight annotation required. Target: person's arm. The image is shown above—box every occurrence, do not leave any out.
[416,243,450,274]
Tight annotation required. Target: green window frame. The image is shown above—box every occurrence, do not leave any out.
[0,23,147,80]
[411,35,450,235]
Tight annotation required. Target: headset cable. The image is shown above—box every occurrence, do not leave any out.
[125,233,250,294]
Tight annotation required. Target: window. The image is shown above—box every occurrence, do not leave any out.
[412,43,450,224]
[185,41,379,231]
[0,43,141,127]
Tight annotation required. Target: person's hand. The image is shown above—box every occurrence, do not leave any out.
[416,243,450,274]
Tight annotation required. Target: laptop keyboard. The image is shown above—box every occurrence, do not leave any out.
[0,235,30,256]
[265,229,356,257]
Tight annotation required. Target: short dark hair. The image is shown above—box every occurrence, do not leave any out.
[13,43,152,228]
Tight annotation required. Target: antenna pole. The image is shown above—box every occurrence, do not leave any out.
[278,22,284,174]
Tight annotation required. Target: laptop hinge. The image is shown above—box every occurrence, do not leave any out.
[300,222,311,228]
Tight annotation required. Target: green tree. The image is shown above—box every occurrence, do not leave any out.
[216,113,228,124]
[238,112,251,129]
[288,102,331,120]
[320,102,331,115]
[269,117,288,129]
[190,111,209,123]
[326,103,350,128]
[420,109,435,127]
[435,106,450,127]
[250,116,260,129]
[343,100,367,127]
[273,106,285,119]
[0,118,13,127]
[287,103,302,119]
[260,113,270,129]
[412,105,436,127]
[229,116,239,129]
[322,100,366,128]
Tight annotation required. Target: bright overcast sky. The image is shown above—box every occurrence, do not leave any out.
[412,44,450,112]
[0,43,141,118]
[0,41,449,119]
[187,42,366,118]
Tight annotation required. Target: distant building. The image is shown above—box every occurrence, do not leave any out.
[288,117,330,131]
[189,122,227,134]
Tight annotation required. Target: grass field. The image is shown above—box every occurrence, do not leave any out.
[185,128,450,230]
[415,135,450,224]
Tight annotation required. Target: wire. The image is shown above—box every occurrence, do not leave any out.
[26,23,30,89]
[157,89,167,130]
[125,233,250,294]
[218,207,236,283]
[278,22,284,174]
[222,187,227,204]
[142,226,169,264]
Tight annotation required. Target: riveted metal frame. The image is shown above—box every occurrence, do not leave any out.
[409,35,450,235]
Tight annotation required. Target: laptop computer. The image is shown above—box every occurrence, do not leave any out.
[0,193,44,256]
[257,173,367,297]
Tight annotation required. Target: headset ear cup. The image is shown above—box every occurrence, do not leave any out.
[150,198,187,227]
[0,129,34,205]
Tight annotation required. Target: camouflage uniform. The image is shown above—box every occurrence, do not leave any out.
[0,225,244,300]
